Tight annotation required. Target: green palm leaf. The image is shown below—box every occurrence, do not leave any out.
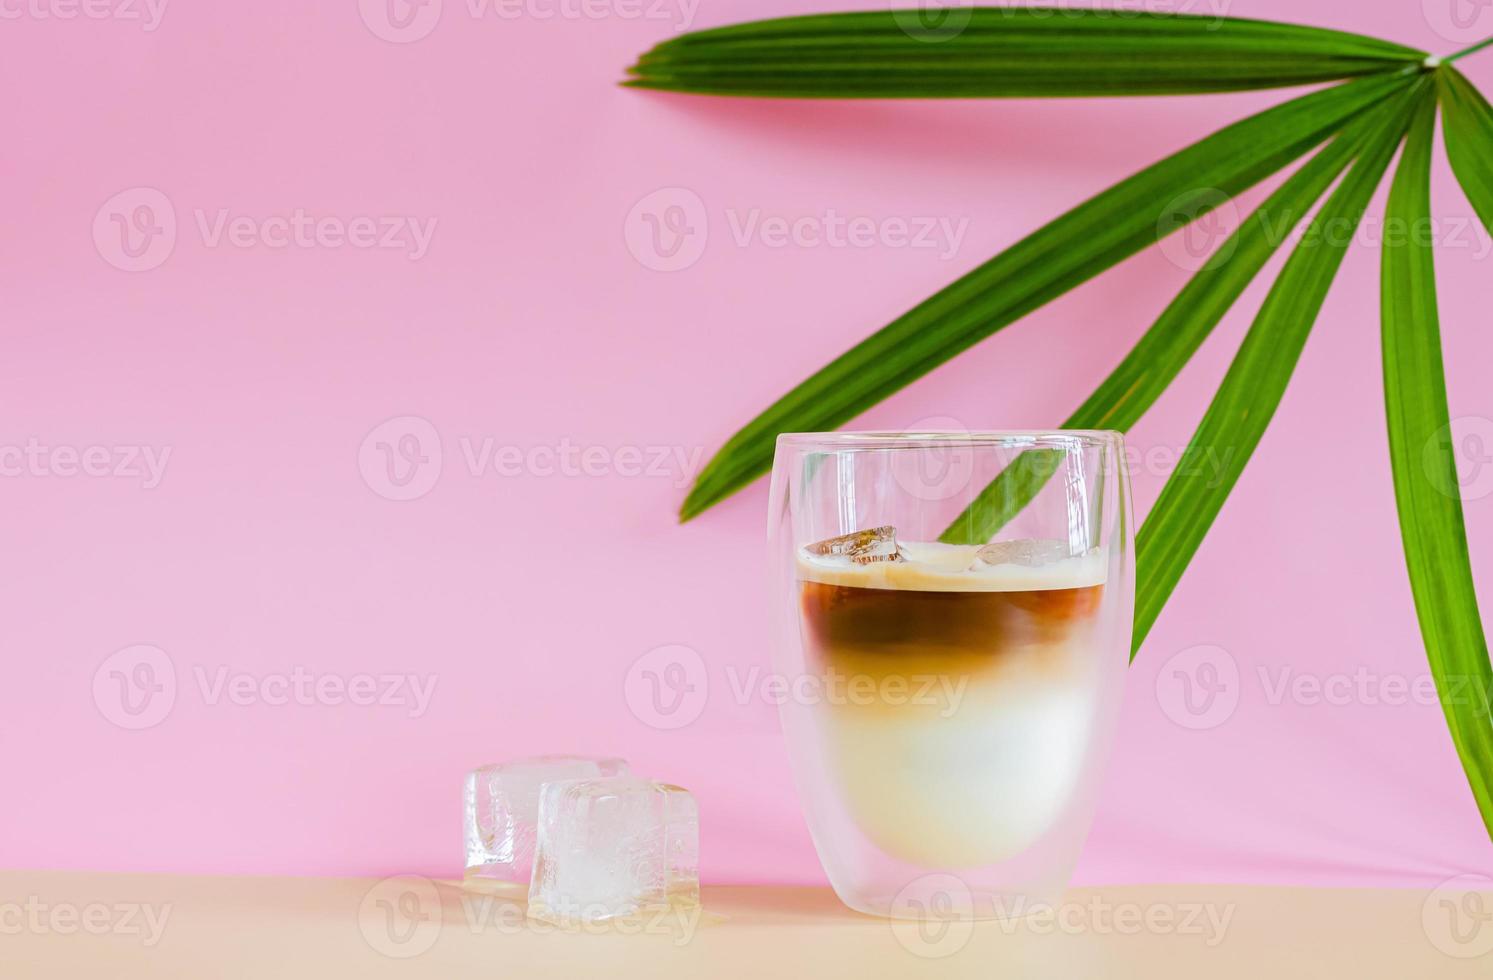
[939,100,1394,545]
[679,70,1413,520]
[1439,67,1493,233]
[1382,90,1493,835]
[628,9,1424,98]
[630,11,1493,836]
[1133,80,1428,647]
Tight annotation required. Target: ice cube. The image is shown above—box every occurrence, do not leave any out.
[528,777,699,924]
[972,538,1072,569]
[805,526,906,565]
[463,756,628,889]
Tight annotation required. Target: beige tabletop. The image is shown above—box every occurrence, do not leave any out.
[3,869,1491,977]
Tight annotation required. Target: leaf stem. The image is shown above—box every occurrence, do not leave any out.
[1447,35,1493,63]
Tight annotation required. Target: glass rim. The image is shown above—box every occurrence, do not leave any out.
[776,429,1122,451]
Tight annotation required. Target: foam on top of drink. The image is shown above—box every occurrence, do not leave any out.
[797,538,1107,592]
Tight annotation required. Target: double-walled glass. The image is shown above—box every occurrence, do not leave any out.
[767,431,1133,919]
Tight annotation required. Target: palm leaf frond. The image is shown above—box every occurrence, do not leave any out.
[629,9,1425,98]
[1132,80,1428,647]
[1439,67,1493,233]
[939,100,1397,545]
[1382,88,1493,835]
[679,70,1417,519]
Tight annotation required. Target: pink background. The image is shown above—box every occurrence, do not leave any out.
[3,0,1492,887]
